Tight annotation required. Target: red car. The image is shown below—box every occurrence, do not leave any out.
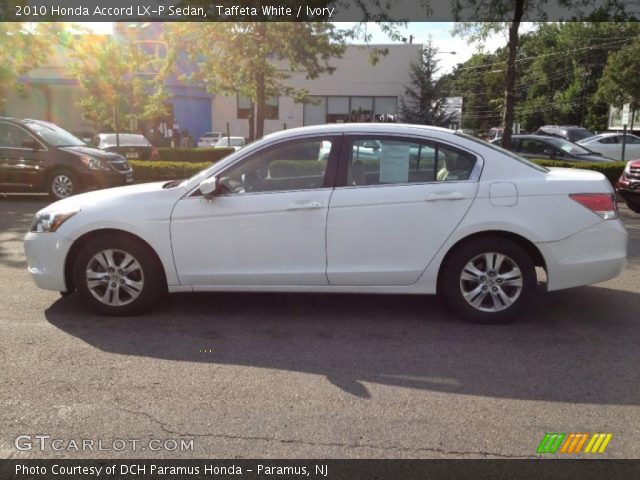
[616,159,640,213]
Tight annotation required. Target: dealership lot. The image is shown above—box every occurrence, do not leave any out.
[1,196,639,459]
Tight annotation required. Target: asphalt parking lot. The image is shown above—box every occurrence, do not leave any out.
[1,195,639,459]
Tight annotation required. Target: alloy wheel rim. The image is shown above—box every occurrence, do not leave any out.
[52,175,73,198]
[459,252,523,312]
[86,249,144,307]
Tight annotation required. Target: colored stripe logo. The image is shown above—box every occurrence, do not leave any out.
[537,433,612,454]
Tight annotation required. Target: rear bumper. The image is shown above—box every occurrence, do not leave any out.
[24,232,73,292]
[538,219,628,291]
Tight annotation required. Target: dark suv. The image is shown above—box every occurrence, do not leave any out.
[0,118,133,200]
[534,125,594,143]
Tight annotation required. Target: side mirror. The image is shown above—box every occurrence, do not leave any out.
[199,176,218,197]
[22,139,41,150]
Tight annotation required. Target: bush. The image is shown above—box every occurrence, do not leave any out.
[532,159,625,186]
[156,147,235,163]
[130,160,210,183]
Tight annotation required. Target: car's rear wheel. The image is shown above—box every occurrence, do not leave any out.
[73,235,164,316]
[441,237,536,324]
[48,170,79,200]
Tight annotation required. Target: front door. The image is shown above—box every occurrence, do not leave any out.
[171,135,340,287]
[326,135,479,286]
[0,122,45,189]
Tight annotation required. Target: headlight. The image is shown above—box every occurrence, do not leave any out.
[30,209,80,233]
[624,161,632,176]
[80,155,110,171]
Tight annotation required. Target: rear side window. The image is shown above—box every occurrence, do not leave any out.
[346,137,477,186]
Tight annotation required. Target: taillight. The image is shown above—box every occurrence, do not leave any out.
[569,193,618,220]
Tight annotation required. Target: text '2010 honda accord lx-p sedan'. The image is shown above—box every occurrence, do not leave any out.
[24,124,628,324]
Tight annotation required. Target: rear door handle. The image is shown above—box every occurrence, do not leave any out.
[286,200,323,210]
[425,192,466,201]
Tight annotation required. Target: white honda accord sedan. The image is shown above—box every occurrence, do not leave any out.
[24,124,627,323]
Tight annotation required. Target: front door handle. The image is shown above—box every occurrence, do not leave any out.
[286,200,323,210]
[425,192,465,201]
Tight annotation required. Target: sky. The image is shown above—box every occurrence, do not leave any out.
[82,22,532,75]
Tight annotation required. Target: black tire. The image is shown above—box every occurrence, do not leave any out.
[441,236,537,324]
[73,234,165,316]
[48,170,80,200]
[626,201,640,214]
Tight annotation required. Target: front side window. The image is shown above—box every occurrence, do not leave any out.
[217,137,333,194]
[518,139,548,155]
[0,123,33,148]
[345,137,476,186]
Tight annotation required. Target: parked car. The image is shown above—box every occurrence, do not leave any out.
[492,135,613,163]
[534,125,594,142]
[198,131,223,148]
[616,159,640,213]
[24,124,627,324]
[577,132,640,161]
[214,136,246,151]
[0,117,133,200]
[91,133,153,160]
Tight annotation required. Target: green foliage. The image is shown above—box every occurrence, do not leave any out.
[164,23,351,139]
[534,159,625,185]
[400,41,455,127]
[597,36,640,124]
[446,22,640,134]
[62,31,170,131]
[156,148,235,163]
[129,160,210,182]
[0,23,57,111]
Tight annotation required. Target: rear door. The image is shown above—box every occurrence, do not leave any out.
[326,134,479,286]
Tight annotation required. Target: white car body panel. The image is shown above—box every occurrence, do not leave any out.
[23,124,627,302]
[578,133,640,161]
[171,189,332,286]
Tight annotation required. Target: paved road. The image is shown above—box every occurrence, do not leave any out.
[1,196,639,459]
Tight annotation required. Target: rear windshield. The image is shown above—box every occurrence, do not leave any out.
[101,134,151,146]
[216,137,245,147]
[567,128,593,141]
[455,132,548,172]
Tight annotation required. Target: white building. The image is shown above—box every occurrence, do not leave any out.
[211,44,421,138]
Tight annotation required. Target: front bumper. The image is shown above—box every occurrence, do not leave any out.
[538,219,628,291]
[24,232,74,292]
[616,176,640,205]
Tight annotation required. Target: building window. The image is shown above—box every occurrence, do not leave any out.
[303,96,398,125]
[237,96,279,120]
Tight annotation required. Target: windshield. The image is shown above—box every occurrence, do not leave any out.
[23,120,86,147]
[101,134,151,146]
[455,132,548,172]
[568,128,594,141]
[545,137,594,155]
[215,137,244,147]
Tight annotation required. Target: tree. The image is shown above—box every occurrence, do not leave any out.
[399,42,455,126]
[0,23,55,113]
[61,32,170,132]
[597,36,640,130]
[164,23,350,140]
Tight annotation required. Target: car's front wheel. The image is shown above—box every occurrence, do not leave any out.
[73,234,165,316]
[441,237,537,324]
[48,170,79,200]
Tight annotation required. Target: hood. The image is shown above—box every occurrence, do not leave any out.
[59,145,125,161]
[40,181,175,215]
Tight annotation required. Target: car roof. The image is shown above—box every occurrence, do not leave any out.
[259,123,459,142]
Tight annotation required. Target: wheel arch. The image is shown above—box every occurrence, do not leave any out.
[436,230,546,294]
[64,228,168,293]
